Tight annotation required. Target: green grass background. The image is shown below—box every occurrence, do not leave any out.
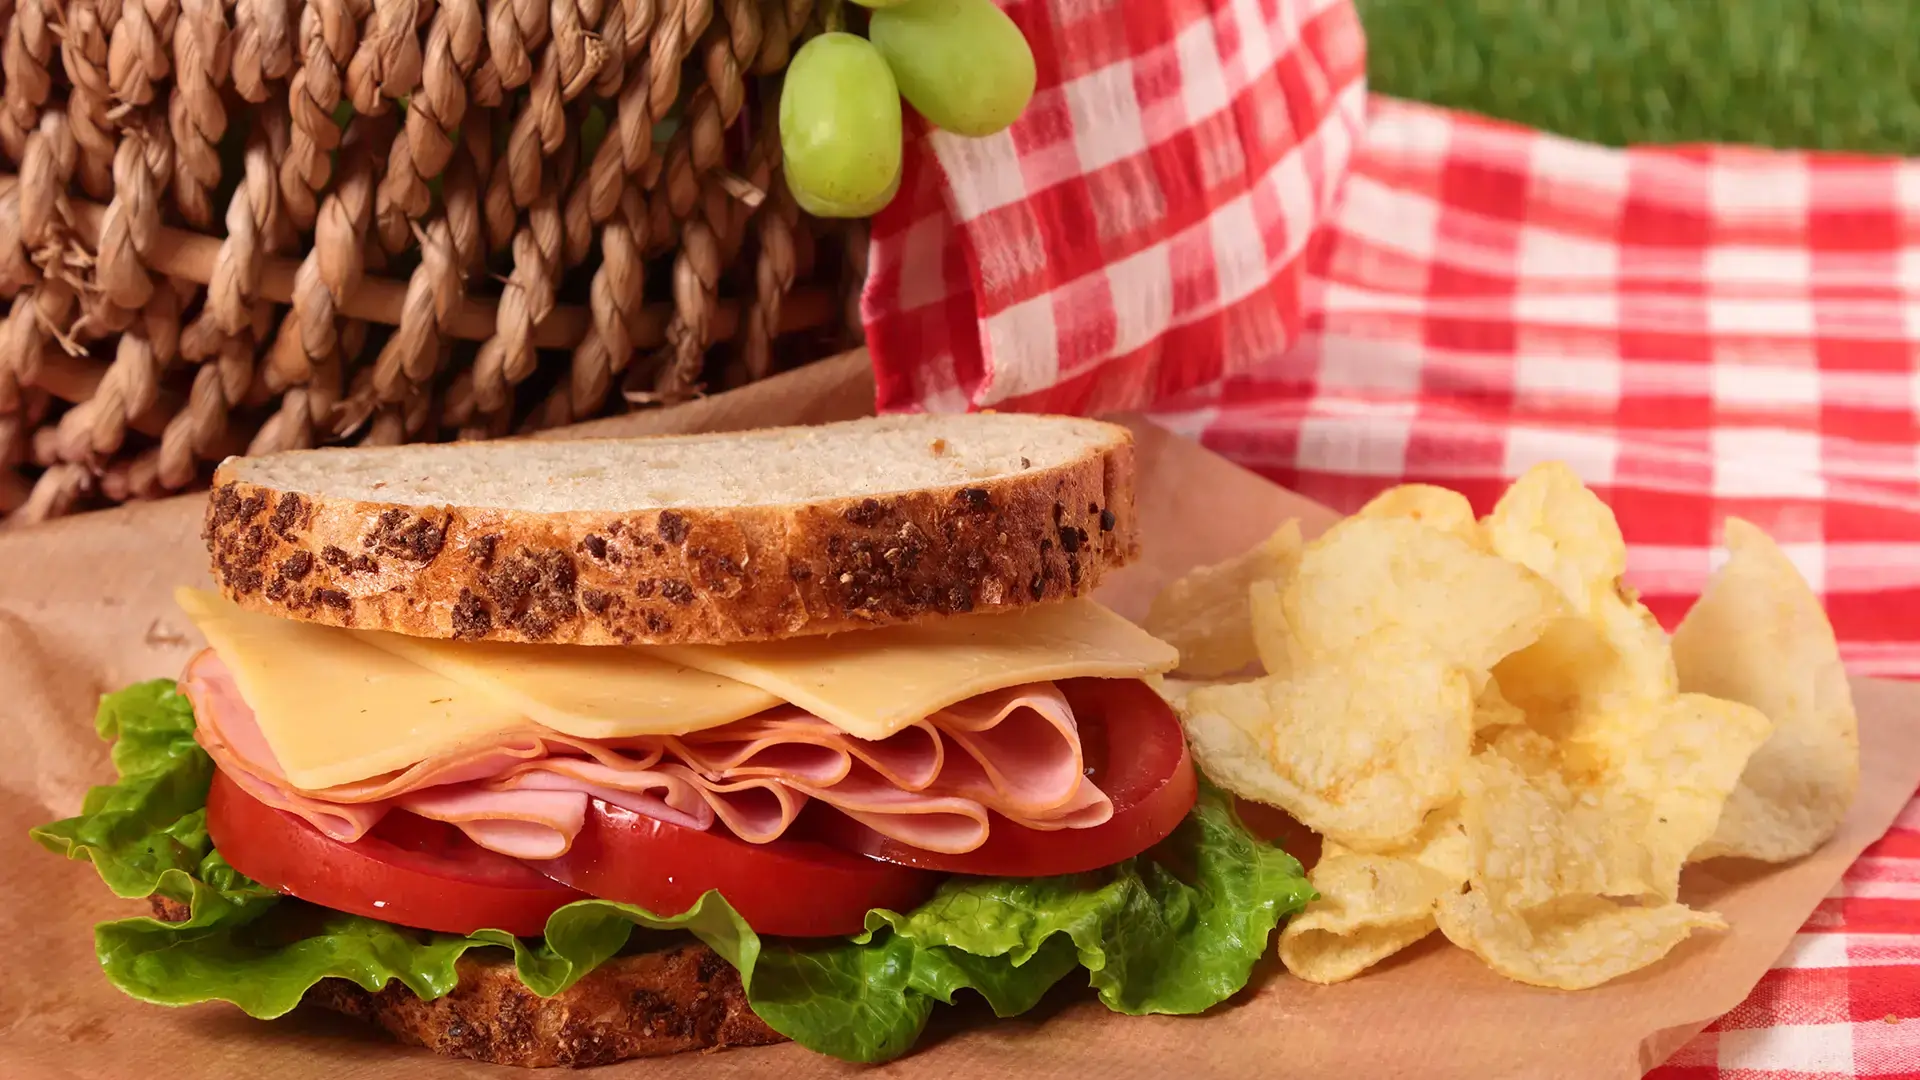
[1357,0,1920,152]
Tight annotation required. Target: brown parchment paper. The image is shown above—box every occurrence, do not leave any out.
[2,360,1917,1080]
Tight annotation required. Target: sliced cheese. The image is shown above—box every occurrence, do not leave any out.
[178,588,1177,785]
[650,599,1180,740]
[354,633,783,740]
[175,589,526,790]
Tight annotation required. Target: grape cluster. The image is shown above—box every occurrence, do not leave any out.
[780,0,1038,218]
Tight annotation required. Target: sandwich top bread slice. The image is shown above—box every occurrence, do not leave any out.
[36,413,1316,1069]
[204,413,1139,645]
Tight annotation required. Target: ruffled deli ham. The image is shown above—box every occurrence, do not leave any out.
[182,651,1110,861]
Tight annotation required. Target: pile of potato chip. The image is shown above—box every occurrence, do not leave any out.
[1148,464,1860,991]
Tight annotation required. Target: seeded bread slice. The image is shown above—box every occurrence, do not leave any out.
[304,945,784,1067]
[203,413,1139,645]
[147,897,781,1066]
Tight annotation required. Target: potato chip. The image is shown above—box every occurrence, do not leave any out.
[1279,808,1469,984]
[1283,516,1565,675]
[1489,618,1613,739]
[1564,694,1772,891]
[1464,694,1770,909]
[1482,462,1626,607]
[1145,520,1304,678]
[1248,577,1298,679]
[1463,728,1645,908]
[1484,464,1676,727]
[1182,634,1474,851]
[1151,675,1239,712]
[1590,582,1681,708]
[1473,677,1526,734]
[1676,519,1860,862]
[1164,467,1843,993]
[1357,484,1484,547]
[1435,889,1726,991]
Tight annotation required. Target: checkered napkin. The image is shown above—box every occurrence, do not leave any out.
[861,26,1920,1070]
[861,0,1368,415]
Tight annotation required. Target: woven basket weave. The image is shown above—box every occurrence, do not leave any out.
[0,0,868,526]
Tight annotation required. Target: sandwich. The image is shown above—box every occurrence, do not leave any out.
[33,413,1314,1066]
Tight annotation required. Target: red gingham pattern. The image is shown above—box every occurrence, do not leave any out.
[1149,100,1920,680]
[1651,801,1920,1078]
[867,86,1920,1074]
[861,0,1368,416]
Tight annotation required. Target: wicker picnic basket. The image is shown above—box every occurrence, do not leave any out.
[0,0,870,527]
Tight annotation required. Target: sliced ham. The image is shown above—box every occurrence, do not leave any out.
[783,763,993,853]
[184,654,390,844]
[668,708,940,789]
[396,786,589,860]
[927,684,1113,825]
[181,648,1110,861]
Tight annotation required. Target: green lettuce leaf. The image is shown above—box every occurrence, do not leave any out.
[746,791,1316,1059]
[31,680,278,920]
[33,680,1314,1064]
[94,888,760,1021]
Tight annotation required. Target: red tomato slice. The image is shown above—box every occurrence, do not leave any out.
[532,802,941,938]
[206,770,587,937]
[808,677,1197,877]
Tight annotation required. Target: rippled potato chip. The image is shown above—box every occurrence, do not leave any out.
[1491,619,1612,738]
[1436,889,1726,991]
[1145,520,1304,678]
[1284,516,1565,675]
[1676,519,1860,862]
[1280,808,1469,984]
[1464,728,1645,908]
[1482,463,1626,607]
[1485,464,1677,729]
[1165,464,1848,993]
[1150,675,1234,713]
[1464,691,1770,911]
[1473,677,1527,735]
[1183,635,1475,851]
[1248,578,1297,679]
[1358,484,1485,547]
[1562,694,1773,895]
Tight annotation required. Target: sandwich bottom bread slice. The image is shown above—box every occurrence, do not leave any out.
[34,414,1316,1066]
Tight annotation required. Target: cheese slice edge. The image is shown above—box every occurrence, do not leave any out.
[651,599,1180,740]
[175,589,528,790]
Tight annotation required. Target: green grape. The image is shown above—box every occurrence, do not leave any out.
[848,0,916,7]
[869,0,1036,138]
[780,32,905,218]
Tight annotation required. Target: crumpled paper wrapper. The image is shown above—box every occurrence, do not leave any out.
[2,351,1917,1079]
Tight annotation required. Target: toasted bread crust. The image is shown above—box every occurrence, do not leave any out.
[202,438,1138,645]
[147,897,781,1067]
[305,946,784,1067]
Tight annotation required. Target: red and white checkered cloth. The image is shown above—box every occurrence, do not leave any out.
[860,6,1920,1066]
[1150,100,1920,682]
[863,0,1367,416]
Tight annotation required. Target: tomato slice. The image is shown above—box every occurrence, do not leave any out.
[809,677,1197,876]
[206,770,588,936]
[534,803,940,937]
